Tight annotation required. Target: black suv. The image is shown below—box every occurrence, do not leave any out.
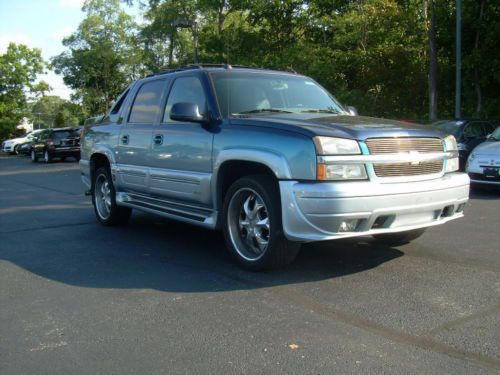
[30,127,81,163]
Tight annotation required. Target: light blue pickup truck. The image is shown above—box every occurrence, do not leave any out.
[80,65,469,270]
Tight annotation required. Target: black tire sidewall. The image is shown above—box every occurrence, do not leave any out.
[92,166,131,226]
[222,175,291,271]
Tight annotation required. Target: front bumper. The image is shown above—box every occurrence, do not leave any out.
[466,157,500,185]
[280,173,470,242]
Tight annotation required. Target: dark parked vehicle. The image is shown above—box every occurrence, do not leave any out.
[431,119,497,170]
[30,127,81,163]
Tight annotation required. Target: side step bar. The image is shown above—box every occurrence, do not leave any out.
[115,192,217,229]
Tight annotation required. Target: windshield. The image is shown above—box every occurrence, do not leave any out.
[432,121,463,137]
[210,72,347,117]
[489,126,500,141]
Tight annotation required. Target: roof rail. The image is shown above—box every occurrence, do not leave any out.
[145,64,297,78]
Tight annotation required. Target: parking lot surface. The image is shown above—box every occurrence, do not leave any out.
[1,155,499,374]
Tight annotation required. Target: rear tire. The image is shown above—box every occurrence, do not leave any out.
[43,150,52,163]
[31,149,38,163]
[373,228,426,246]
[92,167,131,226]
[222,174,300,271]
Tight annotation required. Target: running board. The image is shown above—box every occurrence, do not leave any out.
[116,192,217,229]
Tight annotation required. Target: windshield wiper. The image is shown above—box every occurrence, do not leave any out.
[233,108,294,115]
[300,109,341,114]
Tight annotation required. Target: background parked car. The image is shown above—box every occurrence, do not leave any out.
[15,129,45,155]
[431,119,497,170]
[30,127,81,163]
[1,133,33,154]
[466,126,500,187]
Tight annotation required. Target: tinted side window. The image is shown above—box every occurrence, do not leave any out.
[463,122,483,138]
[163,76,207,122]
[128,80,166,123]
[110,89,129,115]
[481,122,495,135]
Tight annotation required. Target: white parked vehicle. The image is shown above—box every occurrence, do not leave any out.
[466,126,500,186]
[1,132,34,154]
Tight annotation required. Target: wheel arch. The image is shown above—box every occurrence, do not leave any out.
[213,150,291,227]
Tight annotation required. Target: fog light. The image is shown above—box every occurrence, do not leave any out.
[339,219,359,232]
[456,203,465,213]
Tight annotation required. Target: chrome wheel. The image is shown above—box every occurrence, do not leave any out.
[44,150,49,163]
[31,150,36,161]
[227,188,270,261]
[94,173,112,220]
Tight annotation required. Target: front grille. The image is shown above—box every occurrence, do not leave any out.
[366,137,444,178]
[374,161,443,177]
[365,137,443,154]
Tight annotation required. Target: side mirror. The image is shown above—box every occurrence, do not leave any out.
[170,102,208,124]
[347,106,358,116]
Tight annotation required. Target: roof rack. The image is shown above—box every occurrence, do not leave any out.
[145,64,297,78]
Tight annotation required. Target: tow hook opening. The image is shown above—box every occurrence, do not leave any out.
[440,205,455,218]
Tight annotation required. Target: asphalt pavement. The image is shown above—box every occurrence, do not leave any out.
[0,155,499,374]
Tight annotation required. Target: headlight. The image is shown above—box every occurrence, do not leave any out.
[468,152,476,162]
[313,136,361,155]
[443,135,459,172]
[317,163,367,180]
[443,135,457,151]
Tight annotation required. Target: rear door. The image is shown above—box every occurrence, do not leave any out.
[148,74,214,205]
[115,78,167,193]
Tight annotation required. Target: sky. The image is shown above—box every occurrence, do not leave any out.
[0,0,142,100]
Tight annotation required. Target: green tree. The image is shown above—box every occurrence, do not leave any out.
[0,43,48,139]
[51,0,144,115]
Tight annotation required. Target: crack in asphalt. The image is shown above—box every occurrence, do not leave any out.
[426,303,500,336]
[126,256,500,372]
[5,176,84,196]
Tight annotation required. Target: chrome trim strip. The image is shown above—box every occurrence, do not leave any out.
[317,151,456,165]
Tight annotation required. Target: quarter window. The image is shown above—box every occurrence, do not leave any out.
[163,76,207,122]
[128,80,166,123]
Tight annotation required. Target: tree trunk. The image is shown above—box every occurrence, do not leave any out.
[428,0,438,121]
[474,0,486,114]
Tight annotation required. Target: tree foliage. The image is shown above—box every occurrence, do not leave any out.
[0,43,48,139]
[53,0,500,121]
[51,0,144,115]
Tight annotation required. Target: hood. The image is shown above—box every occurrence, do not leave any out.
[471,140,500,156]
[4,137,25,144]
[230,114,442,140]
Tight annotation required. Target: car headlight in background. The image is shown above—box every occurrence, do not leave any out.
[313,136,361,155]
[468,152,476,163]
[443,135,459,172]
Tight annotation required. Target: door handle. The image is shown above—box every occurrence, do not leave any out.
[153,134,163,146]
[121,134,129,145]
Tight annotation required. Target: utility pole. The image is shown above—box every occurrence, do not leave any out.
[455,0,462,119]
[172,19,198,65]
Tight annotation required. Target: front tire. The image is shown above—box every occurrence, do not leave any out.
[373,228,426,246]
[222,175,300,271]
[92,167,131,226]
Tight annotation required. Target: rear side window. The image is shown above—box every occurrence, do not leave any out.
[163,76,207,122]
[110,89,129,115]
[52,130,79,140]
[128,80,166,123]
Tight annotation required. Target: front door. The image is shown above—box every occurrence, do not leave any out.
[115,78,167,193]
[148,75,214,205]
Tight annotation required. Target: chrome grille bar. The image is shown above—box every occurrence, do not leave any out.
[365,137,445,178]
